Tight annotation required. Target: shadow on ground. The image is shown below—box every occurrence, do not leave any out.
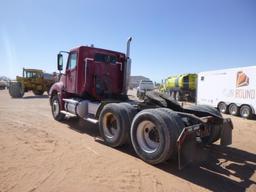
[63,118,256,192]
[22,95,49,99]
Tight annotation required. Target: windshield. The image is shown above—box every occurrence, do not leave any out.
[140,80,153,85]
[25,71,41,78]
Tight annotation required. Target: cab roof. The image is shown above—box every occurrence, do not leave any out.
[70,46,125,56]
[23,68,43,73]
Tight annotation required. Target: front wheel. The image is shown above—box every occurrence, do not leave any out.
[51,95,65,121]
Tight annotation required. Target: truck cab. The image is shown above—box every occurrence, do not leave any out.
[49,38,132,122]
[54,46,130,101]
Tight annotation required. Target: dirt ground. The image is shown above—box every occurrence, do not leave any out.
[0,89,255,192]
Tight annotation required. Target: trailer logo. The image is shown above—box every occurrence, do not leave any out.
[236,71,249,87]
[234,71,255,100]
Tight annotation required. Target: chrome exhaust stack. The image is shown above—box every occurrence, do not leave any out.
[123,37,132,96]
[126,37,132,58]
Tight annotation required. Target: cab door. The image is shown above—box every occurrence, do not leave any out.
[66,52,77,93]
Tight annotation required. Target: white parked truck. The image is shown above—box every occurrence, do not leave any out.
[136,79,154,99]
[197,66,256,119]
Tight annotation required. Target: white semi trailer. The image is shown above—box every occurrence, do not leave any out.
[197,66,256,119]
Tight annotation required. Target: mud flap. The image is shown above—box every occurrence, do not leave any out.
[220,118,233,146]
[177,124,201,170]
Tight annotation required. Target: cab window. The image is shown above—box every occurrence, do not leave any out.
[94,53,117,64]
[67,52,77,70]
[26,71,40,78]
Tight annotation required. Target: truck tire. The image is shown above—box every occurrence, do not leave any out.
[117,103,138,142]
[32,90,44,96]
[218,102,228,114]
[228,103,239,116]
[156,108,185,134]
[130,109,180,164]
[9,82,24,98]
[51,95,65,121]
[118,103,138,125]
[207,124,223,144]
[240,105,252,119]
[155,108,185,158]
[47,83,54,95]
[99,103,130,147]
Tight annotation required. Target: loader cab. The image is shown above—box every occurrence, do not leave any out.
[23,68,43,78]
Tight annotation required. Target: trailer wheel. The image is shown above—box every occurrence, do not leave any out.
[130,109,180,164]
[99,103,130,147]
[228,103,239,116]
[240,105,252,119]
[51,95,65,121]
[218,102,228,114]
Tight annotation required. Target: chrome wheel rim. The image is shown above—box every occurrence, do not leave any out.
[136,120,160,153]
[219,103,226,113]
[241,107,249,117]
[230,105,237,115]
[52,99,59,117]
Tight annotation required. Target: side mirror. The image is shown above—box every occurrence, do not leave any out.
[57,53,63,71]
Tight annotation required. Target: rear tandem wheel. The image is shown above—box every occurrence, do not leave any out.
[99,103,131,147]
[130,108,182,164]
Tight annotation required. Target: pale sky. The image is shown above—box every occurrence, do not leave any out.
[0,0,255,82]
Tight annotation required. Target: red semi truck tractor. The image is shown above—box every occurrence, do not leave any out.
[49,38,233,168]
